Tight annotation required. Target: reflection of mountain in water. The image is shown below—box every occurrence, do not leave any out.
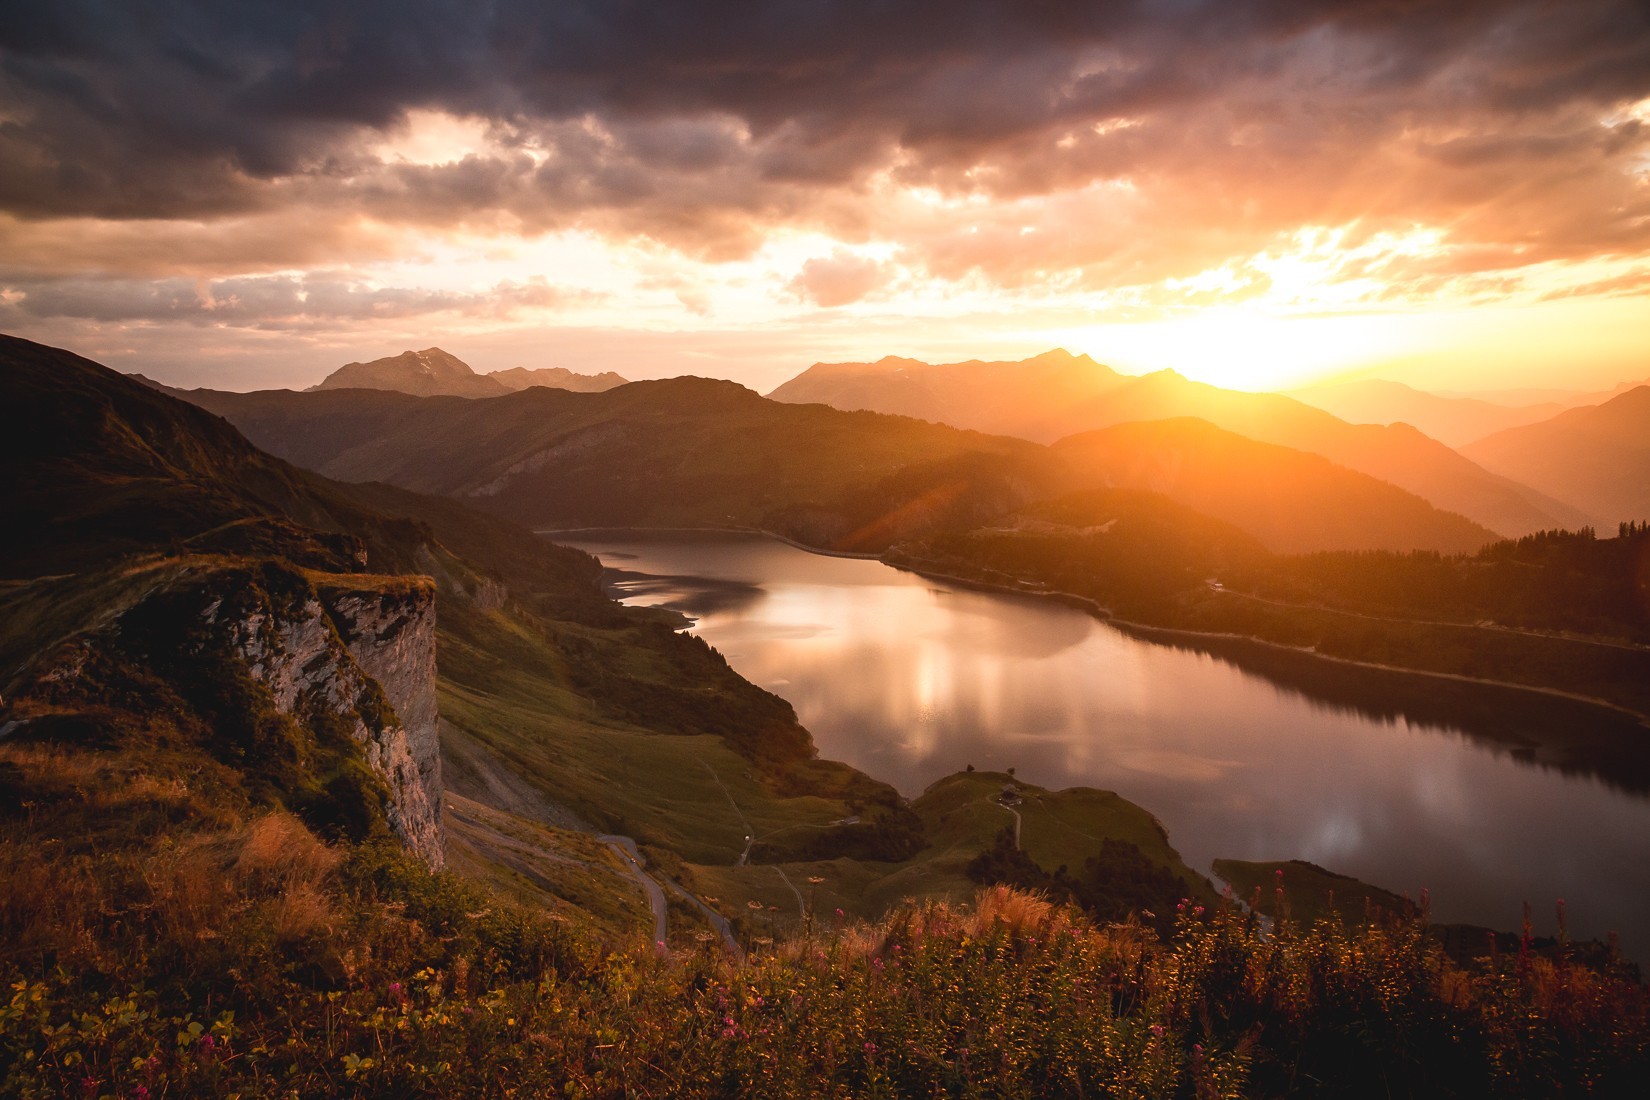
[1124,625,1650,796]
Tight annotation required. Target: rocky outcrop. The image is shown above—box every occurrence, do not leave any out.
[323,585,443,864]
[12,561,445,868]
[204,572,445,866]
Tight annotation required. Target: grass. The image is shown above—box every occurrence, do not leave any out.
[442,793,652,936]
[1213,858,1418,927]
[680,771,1218,939]
[435,601,854,865]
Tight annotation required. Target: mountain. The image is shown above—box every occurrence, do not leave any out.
[1051,418,1500,554]
[770,351,1584,537]
[489,365,628,392]
[3,330,914,897]
[1288,378,1563,448]
[309,348,629,397]
[769,348,1131,440]
[313,347,510,396]
[1461,386,1650,527]
[174,376,1520,555]
[1,333,462,864]
[176,380,1064,553]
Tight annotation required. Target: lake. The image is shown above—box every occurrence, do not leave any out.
[555,529,1650,956]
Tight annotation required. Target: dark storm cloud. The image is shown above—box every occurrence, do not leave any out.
[2,1,1647,279]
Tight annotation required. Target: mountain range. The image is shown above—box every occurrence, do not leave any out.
[1287,379,1565,448]
[1462,386,1650,529]
[768,351,1585,538]
[312,347,627,397]
[1053,418,1498,554]
[172,371,1520,557]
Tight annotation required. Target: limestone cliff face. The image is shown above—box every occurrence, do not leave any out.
[324,587,442,864]
[8,561,447,869]
[202,574,444,867]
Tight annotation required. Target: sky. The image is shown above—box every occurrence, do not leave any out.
[2,0,1649,394]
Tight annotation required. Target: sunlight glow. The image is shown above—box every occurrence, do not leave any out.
[371,110,500,166]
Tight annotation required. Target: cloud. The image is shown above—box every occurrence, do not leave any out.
[2,271,592,327]
[788,249,890,307]
[0,0,1646,310]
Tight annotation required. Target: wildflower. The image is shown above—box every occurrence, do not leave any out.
[1149,1024,1164,1039]
[835,908,845,918]
[864,1041,878,1055]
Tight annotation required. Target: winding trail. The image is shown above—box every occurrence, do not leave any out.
[600,835,668,949]
[998,800,1023,849]
[772,865,806,919]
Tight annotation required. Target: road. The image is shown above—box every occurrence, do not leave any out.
[600,833,743,956]
[600,835,668,949]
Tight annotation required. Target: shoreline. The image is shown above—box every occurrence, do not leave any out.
[535,523,1650,727]
[887,557,1650,729]
[536,524,883,560]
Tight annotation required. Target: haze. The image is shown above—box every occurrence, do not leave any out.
[3,1,1649,393]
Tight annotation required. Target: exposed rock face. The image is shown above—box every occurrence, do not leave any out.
[13,562,446,868]
[206,575,444,867]
[326,587,443,863]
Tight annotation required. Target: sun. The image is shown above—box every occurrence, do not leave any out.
[1050,307,1419,393]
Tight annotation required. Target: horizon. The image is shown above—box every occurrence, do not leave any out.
[3,2,1649,394]
[172,341,1650,404]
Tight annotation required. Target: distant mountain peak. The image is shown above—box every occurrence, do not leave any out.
[488,365,629,393]
[1027,347,1091,364]
[312,347,505,397]
[309,349,628,398]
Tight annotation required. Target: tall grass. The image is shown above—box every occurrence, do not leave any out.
[4,795,1646,1100]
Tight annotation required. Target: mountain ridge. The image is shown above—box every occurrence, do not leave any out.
[768,350,1584,538]
[310,346,627,397]
[1462,385,1650,528]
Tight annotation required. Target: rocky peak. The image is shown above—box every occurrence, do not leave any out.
[311,348,509,397]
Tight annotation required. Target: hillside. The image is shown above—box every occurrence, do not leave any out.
[1289,378,1563,447]
[4,334,1648,1097]
[769,351,1582,537]
[768,348,1130,437]
[0,332,916,915]
[178,380,1065,553]
[178,379,1518,557]
[1462,386,1650,527]
[1052,418,1500,554]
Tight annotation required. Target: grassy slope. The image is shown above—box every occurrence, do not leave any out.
[687,771,1217,938]
[185,379,1061,553]
[1054,418,1499,554]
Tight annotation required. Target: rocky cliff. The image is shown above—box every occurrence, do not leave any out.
[319,581,443,864]
[4,560,446,868]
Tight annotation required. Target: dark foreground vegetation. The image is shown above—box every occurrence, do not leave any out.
[2,780,1646,1099]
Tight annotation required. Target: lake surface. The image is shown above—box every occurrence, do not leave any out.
[556,530,1650,956]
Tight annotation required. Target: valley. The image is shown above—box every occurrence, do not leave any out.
[4,333,1648,1096]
